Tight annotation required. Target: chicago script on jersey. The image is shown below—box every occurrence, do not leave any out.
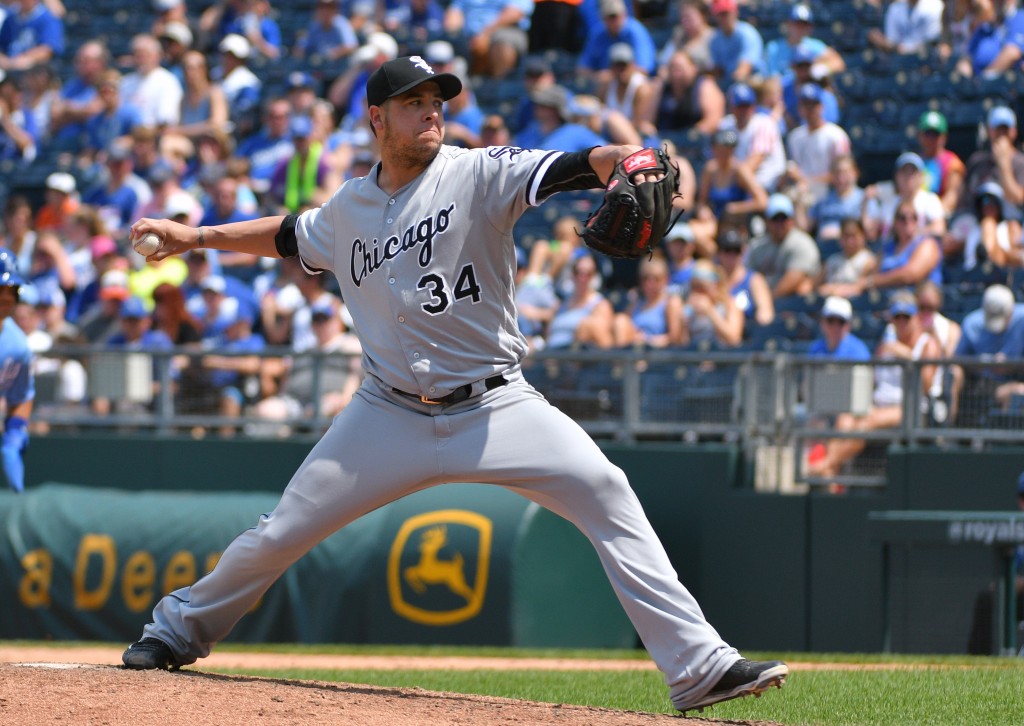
[350,203,456,286]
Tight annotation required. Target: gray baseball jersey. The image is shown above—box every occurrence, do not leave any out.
[297,145,559,397]
[138,144,741,710]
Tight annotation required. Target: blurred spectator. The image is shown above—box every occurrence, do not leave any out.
[863,152,946,242]
[83,142,150,235]
[0,0,64,72]
[1,196,35,276]
[196,303,266,435]
[764,4,846,79]
[916,110,965,218]
[82,69,143,158]
[958,0,1002,76]
[723,81,785,193]
[137,161,202,225]
[976,0,1024,76]
[516,247,559,348]
[957,106,1024,215]
[529,0,584,54]
[802,155,864,244]
[151,0,191,40]
[514,84,607,152]
[442,71,487,149]
[663,221,697,293]
[780,46,841,130]
[21,64,58,144]
[285,71,319,118]
[0,71,37,163]
[527,214,591,300]
[186,273,245,340]
[481,113,512,148]
[120,34,184,129]
[159,21,194,82]
[695,126,767,229]
[954,283,1024,411]
[222,0,281,60]
[708,0,764,82]
[648,49,724,136]
[613,255,685,348]
[236,97,294,195]
[268,115,331,213]
[444,0,532,78]
[65,229,120,323]
[600,43,656,133]
[76,267,130,343]
[567,92,643,147]
[657,0,714,72]
[959,181,1024,271]
[863,198,943,293]
[578,0,658,77]
[680,259,743,347]
[807,291,941,479]
[48,40,109,148]
[915,278,963,420]
[383,0,445,48]
[716,229,774,326]
[818,218,879,298]
[215,33,261,138]
[546,253,615,349]
[259,263,338,351]
[747,193,821,299]
[784,83,851,205]
[295,0,358,61]
[807,295,872,359]
[326,31,398,133]
[167,50,229,142]
[34,171,78,232]
[867,0,945,54]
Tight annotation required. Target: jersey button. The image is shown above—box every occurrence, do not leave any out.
[388,199,395,205]
[413,352,420,359]
[428,387,436,394]
[398,316,405,323]
[389,277,395,284]
[386,218,393,223]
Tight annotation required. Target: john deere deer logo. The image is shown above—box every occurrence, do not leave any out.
[388,510,492,626]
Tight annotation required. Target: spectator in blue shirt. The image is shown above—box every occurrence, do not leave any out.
[708,0,764,82]
[808,296,872,360]
[444,0,533,78]
[197,302,266,435]
[83,70,144,159]
[49,41,109,149]
[954,283,1024,414]
[763,4,845,80]
[578,0,657,76]
[513,84,607,152]
[294,0,358,62]
[960,0,1003,76]
[236,97,294,195]
[0,0,64,72]
[0,71,36,163]
[199,176,260,281]
[222,0,281,60]
[781,45,840,129]
[384,0,446,47]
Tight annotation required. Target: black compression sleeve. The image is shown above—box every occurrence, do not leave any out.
[536,147,603,199]
[275,213,299,258]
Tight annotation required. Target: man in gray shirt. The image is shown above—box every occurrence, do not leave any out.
[746,193,820,299]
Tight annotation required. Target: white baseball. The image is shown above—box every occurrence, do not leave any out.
[134,232,162,257]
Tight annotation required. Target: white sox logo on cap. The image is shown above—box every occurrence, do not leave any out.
[366,55,462,107]
[410,56,433,73]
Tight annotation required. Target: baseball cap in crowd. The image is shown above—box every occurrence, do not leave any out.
[766,193,795,219]
[366,55,462,108]
[290,115,314,139]
[530,84,571,120]
[201,275,227,294]
[609,42,634,65]
[888,292,918,318]
[164,191,194,219]
[797,83,824,104]
[353,31,399,65]
[153,0,183,9]
[717,230,744,251]
[918,110,948,134]
[523,55,552,77]
[219,34,251,60]
[147,160,175,185]
[895,152,925,172]
[45,172,76,195]
[160,21,193,47]
[711,0,738,14]
[987,106,1017,129]
[791,44,818,66]
[90,235,118,260]
[667,221,695,244]
[310,300,336,320]
[17,284,39,307]
[713,127,739,147]
[982,284,1016,334]
[37,287,66,309]
[424,40,455,66]
[790,3,814,22]
[727,82,756,106]
[975,180,1007,219]
[99,269,130,301]
[821,296,853,322]
[120,296,148,318]
[600,0,627,17]
[286,71,317,92]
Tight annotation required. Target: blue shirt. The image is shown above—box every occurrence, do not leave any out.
[956,305,1024,359]
[808,187,865,238]
[968,22,1004,74]
[0,3,63,58]
[579,17,657,74]
[237,131,295,186]
[782,77,841,125]
[514,122,607,152]
[200,207,258,228]
[84,105,143,153]
[764,37,826,79]
[449,0,533,35]
[0,318,34,406]
[298,15,358,57]
[223,16,282,55]
[83,183,139,230]
[808,333,872,360]
[709,20,764,78]
[208,332,266,388]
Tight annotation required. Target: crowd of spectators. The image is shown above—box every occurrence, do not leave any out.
[0,0,1024,436]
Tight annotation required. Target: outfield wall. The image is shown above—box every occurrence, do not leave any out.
[3,435,1019,654]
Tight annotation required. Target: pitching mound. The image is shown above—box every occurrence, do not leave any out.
[0,650,786,726]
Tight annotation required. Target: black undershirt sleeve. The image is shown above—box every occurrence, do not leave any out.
[275,213,299,258]
[536,147,604,200]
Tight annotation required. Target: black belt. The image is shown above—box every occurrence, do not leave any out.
[394,374,508,405]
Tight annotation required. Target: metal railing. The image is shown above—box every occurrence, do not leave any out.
[30,344,1024,489]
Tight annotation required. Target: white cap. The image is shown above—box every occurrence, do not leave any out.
[821,296,852,321]
[160,21,193,47]
[982,284,1015,334]
[163,191,195,219]
[153,0,183,9]
[352,32,398,64]
[219,34,251,59]
[46,172,76,194]
[201,275,227,294]
[424,40,455,66]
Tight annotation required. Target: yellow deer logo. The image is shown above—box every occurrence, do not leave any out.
[404,525,473,601]
[388,509,492,626]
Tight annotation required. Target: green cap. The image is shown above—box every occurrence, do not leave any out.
[918,110,948,134]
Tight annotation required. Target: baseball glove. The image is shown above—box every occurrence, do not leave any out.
[580,148,681,259]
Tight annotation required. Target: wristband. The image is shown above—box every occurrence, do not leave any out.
[197,226,205,248]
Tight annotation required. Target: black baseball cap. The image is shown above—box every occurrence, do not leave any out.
[366,56,462,108]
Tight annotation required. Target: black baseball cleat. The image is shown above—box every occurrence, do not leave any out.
[676,658,788,713]
[122,638,180,671]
